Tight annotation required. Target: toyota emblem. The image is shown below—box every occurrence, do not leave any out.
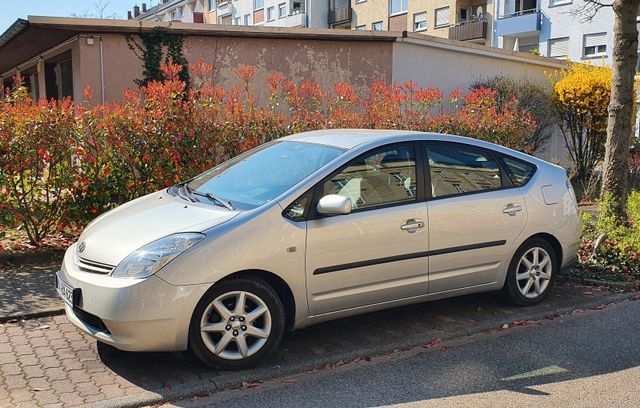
[78,242,86,253]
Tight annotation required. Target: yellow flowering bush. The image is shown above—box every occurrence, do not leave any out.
[548,63,611,185]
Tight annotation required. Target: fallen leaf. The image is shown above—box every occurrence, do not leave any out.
[512,321,527,326]
[440,347,448,352]
[191,392,209,400]
[364,356,373,362]
[501,324,509,329]
[35,325,49,330]
[423,338,442,348]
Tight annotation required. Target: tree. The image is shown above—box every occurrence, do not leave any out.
[578,0,640,220]
[70,0,119,19]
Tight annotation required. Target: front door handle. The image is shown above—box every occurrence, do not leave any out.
[401,219,425,232]
[502,203,523,215]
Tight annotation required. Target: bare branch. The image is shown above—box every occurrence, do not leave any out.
[569,0,615,23]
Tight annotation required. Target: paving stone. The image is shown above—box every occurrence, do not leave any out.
[48,378,75,394]
[58,391,85,406]
[23,365,46,379]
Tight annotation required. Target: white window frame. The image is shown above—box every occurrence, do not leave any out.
[355,24,367,30]
[434,7,450,28]
[389,0,408,16]
[548,37,569,59]
[549,0,572,6]
[372,21,383,31]
[244,14,251,25]
[583,32,607,58]
[278,2,287,18]
[413,11,427,31]
[254,0,264,11]
[267,6,275,21]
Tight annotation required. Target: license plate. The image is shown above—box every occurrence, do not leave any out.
[56,276,75,305]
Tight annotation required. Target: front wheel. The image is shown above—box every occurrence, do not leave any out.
[501,238,557,306]
[188,277,285,370]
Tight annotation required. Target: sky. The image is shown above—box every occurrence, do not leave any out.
[0,0,161,34]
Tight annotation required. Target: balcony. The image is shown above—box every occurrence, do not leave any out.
[449,19,488,42]
[495,9,541,37]
[217,1,231,17]
[328,6,352,26]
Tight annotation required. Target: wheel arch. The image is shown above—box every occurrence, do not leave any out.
[525,232,563,267]
[218,269,296,331]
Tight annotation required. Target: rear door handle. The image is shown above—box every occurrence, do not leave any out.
[502,203,523,215]
[401,219,425,232]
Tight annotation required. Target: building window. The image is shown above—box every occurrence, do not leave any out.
[208,0,215,10]
[549,0,572,6]
[583,32,607,58]
[413,12,427,31]
[355,0,366,3]
[356,24,367,30]
[244,14,251,25]
[548,37,569,58]
[434,7,450,28]
[372,21,383,31]
[267,6,275,21]
[278,2,287,18]
[389,0,408,15]
[255,0,264,10]
[234,16,241,25]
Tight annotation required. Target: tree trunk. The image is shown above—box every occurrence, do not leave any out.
[601,0,640,220]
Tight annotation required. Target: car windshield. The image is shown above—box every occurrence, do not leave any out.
[186,141,345,209]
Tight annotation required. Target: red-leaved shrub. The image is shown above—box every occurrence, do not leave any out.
[0,60,536,244]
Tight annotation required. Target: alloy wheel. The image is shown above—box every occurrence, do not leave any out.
[200,291,272,360]
[515,247,553,299]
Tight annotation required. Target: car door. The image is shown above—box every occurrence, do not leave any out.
[424,141,527,293]
[305,142,429,315]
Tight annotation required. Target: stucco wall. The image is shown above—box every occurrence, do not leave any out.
[181,35,393,95]
[74,32,393,103]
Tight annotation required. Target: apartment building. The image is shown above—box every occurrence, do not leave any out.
[495,0,614,64]
[129,0,211,23]
[351,0,494,46]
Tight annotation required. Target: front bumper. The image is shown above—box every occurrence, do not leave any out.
[57,244,210,352]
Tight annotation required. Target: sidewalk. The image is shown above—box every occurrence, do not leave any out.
[0,276,637,408]
[0,261,63,322]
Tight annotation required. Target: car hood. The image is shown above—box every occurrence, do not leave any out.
[76,189,240,266]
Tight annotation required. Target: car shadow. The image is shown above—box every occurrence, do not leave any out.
[96,285,634,405]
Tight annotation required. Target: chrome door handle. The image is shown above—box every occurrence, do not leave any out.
[400,219,425,232]
[502,203,522,215]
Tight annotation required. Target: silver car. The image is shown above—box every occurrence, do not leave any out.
[56,130,581,369]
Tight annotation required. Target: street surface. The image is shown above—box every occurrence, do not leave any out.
[157,298,640,408]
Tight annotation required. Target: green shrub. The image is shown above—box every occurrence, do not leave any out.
[579,191,640,281]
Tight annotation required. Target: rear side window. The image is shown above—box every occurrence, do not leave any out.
[501,156,536,187]
[426,142,503,198]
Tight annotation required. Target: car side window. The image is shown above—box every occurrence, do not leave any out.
[426,142,503,198]
[501,156,536,187]
[322,144,417,210]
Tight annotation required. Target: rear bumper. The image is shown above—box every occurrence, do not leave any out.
[57,245,210,352]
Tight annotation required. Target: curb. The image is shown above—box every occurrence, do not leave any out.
[85,290,639,408]
[0,248,65,266]
[557,274,639,291]
[0,307,65,324]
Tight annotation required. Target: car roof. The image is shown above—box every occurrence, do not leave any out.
[280,129,558,170]
[281,129,418,149]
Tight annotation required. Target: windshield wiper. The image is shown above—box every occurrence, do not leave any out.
[191,189,234,211]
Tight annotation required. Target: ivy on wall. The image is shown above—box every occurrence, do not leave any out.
[126,27,190,88]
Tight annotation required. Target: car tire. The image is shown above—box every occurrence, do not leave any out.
[188,276,285,370]
[501,237,557,306]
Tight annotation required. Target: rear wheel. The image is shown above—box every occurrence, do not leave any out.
[188,277,285,370]
[502,238,557,306]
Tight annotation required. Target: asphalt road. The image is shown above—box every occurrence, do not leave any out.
[158,297,640,408]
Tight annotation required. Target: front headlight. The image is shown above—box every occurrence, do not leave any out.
[111,233,205,279]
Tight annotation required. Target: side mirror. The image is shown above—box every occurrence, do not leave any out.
[317,194,352,215]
